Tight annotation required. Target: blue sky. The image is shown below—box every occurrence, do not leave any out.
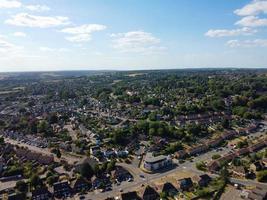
[0,0,267,72]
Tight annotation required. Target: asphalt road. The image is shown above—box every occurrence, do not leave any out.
[84,126,267,200]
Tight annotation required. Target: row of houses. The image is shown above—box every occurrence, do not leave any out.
[2,165,133,200]
[175,130,237,159]
[16,177,91,200]
[90,146,129,159]
[208,138,267,173]
[1,178,89,200]
[15,147,54,165]
[115,174,212,200]
[176,123,259,159]
[0,130,48,149]
[176,112,231,125]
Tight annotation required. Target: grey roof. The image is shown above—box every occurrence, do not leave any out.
[144,152,167,163]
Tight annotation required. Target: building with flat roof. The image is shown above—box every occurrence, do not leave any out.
[143,152,172,172]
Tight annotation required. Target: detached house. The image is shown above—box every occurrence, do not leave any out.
[192,174,212,187]
[139,185,160,200]
[31,187,52,200]
[121,191,140,200]
[157,182,178,197]
[178,177,193,191]
[231,166,247,178]
[207,161,220,173]
[71,178,91,193]
[53,181,72,198]
[111,166,132,182]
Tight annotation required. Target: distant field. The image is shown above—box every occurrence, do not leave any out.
[0,91,15,95]
[0,87,24,95]
[127,73,145,77]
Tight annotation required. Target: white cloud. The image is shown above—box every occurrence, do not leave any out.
[0,36,22,53]
[205,27,257,37]
[0,0,21,8]
[5,13,70,28]
[226,39,267,47]
[61,24,106,42]
[61,24,106,34]
[0,38,14,52]
[40,46,70,52]
[234,0,267,16]
[24,4,50,12]
[235,15,267,27]
[0,0,50,12]
[65,34,91,42]
[13,31,26,37]
[111,31,165,53]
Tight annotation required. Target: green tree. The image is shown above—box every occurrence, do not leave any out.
[107,160,116,172]
[16,180,28,193]
[80,163,94,179]
[257,170,267,182]
[212,154,221,160]
[196,161,207,171]
[29,174,42,189]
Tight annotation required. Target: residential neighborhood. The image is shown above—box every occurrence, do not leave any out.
[0,69,267,200]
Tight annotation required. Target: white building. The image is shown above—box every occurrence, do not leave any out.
[143,152,172,171]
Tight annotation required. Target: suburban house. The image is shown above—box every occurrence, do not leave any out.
[192,174,212,187]
[4,193,25,200]
[90,146,101,157]
[31,187,52,200]
[143,152,172,172]
[53,181,72,198]
[71,177,91,193]
[217,153,236,164]
[231,166,247,178]
[207,161,220,173]
[221,130,236,140]
[15,148,54,165]
[121,191,140,200]
[103,149,116,159]
[206,138,223,148]
[177,177,193,191]
[139,185,160,200]
[187,144,208,156]
[91,175,110,189]
[115,149,129,157]
[111,166,132,182]
[157,182,178,197]
[175,150,187,159]
[249,140,266,152]
[236,147,250,156]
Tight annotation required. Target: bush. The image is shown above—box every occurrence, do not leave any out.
[16,180,28,193]
[212,154,221,160]
[257,170,267,182]
[196,161,207,171]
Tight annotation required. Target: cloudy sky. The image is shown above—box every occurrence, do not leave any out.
[0,0,267,72]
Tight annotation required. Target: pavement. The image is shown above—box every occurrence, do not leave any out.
[2,121,267,200]
[82,125,267,200]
